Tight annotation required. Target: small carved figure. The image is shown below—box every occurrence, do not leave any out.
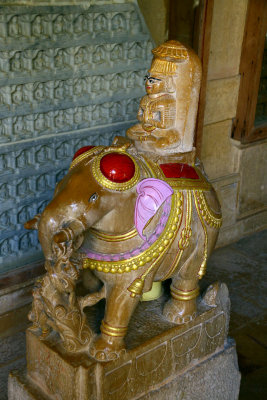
[0,14,7,39]
[20,232,32,251]
[18,206,31,224]
[53,15,64,35]
[32,15,43,37]
[29,255,93,352]
[0,155,7,171]
[0,238,12,256]
[0,183,9,200]
[0,118,11,142]
[10,51,22,72]
[8,16,21,38]
[0,211,11,228]
[17,178,30,197]
[0,86,11,107]
[34,112,45,132]
[23,83,34,104]
[93,14,107,32]
[42,14,54,38]
[74,14,87,34]
[111,44,123,61]
[74,47,87,65]
[19,14,31,38]
[54,49,65,69]
[33,51,45,71]
[74,106,83,125]
[0,51,10,74]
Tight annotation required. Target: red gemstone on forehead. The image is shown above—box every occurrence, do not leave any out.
[100,153,135,183]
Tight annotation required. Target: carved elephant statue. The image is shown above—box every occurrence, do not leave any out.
[25,142,222,361]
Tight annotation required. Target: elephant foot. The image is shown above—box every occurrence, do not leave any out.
[89,335,126,362]
[163,299,197,325]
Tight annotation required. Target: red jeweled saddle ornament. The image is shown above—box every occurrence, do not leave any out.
[100,153,135,183]
[160,163,199,180]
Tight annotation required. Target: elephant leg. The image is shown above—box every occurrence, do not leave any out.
[163,247,201,324]
[89,283,139,362]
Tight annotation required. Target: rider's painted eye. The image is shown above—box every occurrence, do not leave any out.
[89,192,98,203]
[144,75,162,84]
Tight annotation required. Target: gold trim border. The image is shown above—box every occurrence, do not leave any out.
[100,321,127,337]
[170,286,199,301]
[194,190,222,228]
[90,227,138,242]
[163,190,192,280]
[193,190,208,280]
[69,146,104,170]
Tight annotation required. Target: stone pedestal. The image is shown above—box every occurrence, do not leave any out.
[8,283,241,399]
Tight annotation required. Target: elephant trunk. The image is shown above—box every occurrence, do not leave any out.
[38,205,86,262]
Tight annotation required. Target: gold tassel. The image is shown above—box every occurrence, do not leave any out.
[198,260,207,279]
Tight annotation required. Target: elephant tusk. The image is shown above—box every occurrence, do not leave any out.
[53,227,74,244]
[53,220,86,244]
[24,214,41,230]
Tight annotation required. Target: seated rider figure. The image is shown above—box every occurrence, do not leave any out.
[127,73,179,151]
[127,40,202,156]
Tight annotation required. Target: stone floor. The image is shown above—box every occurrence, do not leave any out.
[0,230,266,400]
[201,229,267,400]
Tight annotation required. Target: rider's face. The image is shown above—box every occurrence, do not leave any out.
[144,75,165,95]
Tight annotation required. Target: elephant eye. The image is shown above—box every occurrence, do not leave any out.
[89,192,98,203]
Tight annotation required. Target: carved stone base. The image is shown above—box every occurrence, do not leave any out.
[8,283,241,400]
[9,340,240,400]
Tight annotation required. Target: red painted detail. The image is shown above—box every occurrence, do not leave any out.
[72,146,95,161]
[100,153,135,183]
[160,163,199,179]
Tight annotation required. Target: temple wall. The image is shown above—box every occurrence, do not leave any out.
[201,0,267,246]
[0,0,153,274]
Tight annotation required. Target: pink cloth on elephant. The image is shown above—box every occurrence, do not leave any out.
[134,178,173,239]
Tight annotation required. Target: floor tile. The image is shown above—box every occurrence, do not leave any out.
[239,367,267,400]
[230,230,267,264]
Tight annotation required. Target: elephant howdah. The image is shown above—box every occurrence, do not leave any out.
[25,142,222,362]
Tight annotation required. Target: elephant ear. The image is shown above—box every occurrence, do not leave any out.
[135,178,173,240]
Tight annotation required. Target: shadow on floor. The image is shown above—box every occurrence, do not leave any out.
[202,229,267,400]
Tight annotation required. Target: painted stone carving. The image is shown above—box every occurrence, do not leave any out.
[127,40,202,155]
[23,40,222,364]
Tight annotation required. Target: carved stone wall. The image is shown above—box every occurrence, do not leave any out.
[0,1,153,273]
